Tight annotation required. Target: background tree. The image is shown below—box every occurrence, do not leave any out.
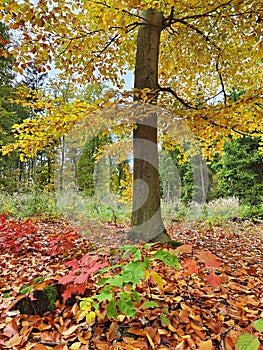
[1,1,263,242]
[21,63,49,185]
[77,83,114,195]
[0,22,30,192]
[210,137,263,205]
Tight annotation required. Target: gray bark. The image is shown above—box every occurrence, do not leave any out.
[129,9,170,243]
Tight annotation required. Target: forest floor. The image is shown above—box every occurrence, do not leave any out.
[0,215,262,350]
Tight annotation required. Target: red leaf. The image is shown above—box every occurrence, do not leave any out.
[65,259,79,270]
[62,283,86,299]
[206,272,221,288]
[182,258,198,275]
[82,255,101,268]
[80,254,93,265]
[74,283,86,295]
[62,285,75,300]
[74,261,108,283]
[74,272,89,284]
[198,250,221,270]
[58,272,75,284]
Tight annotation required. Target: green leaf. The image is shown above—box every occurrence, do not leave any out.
[142,301,159,309]
[253,318,263,332]
[132,291,141,302]
[119,291,132,302]
[19,285,34,295]
[98,264,122,274]
[144,243,154,250]
[91,300,99,311]
[160,314,170,326]
[80,298,92,310]
[98,277,109,286]
[106,299,118,320]
[152,249,181,269]
[117,299,136,318]
[122,261,145,285]
[118,245,141,261]
[133,249,141,261]
[108,275,124,287]
[95,291,112,302]
[235,332,260,350]
[144,256,151,270]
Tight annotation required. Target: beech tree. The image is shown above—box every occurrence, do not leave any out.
[1,1,263,242]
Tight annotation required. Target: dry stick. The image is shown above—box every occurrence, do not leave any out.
[220,326,233,350]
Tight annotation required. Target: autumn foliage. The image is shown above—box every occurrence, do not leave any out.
[0,214,262,349]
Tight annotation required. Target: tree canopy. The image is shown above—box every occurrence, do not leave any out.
[0,1,263,242]
[1,0,262,157]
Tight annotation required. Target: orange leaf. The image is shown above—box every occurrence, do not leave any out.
[198,339,213,350]
[206,272,221,288]
[6,334,22,347]
[31,345,49,350]
[175,244,193,254]
[198,250,221,269]
[182,258,198,275]
[127,328,146,336]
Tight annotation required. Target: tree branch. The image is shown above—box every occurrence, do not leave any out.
[92,1,146,21]
[163,6,175,28]
[177,0,234,22]
[215,59,227,106]
[158,86,196,109]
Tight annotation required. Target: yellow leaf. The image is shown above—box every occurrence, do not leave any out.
[70,342,81,350]
[150,271,164,290]
[86,311,96,323]
[145,331,155,348]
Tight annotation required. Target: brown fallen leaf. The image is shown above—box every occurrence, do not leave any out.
[197,339,213,350]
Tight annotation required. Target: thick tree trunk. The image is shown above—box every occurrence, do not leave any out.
[129,9,170,243]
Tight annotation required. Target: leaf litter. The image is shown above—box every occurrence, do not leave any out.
[0,214,262,349]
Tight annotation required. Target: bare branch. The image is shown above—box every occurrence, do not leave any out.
[163,6,175,28]
[158,86,196,109]
[91,1,146,21]
[177,0,234,22]
[215,60,227,106]
[203,90,224,103]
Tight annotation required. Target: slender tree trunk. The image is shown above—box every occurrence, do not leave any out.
[60,136,65,191]
[129,9,170,243]
[33,156,37,185]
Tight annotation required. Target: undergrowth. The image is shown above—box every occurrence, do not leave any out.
[163,197,263,225]
[1,191,262,227]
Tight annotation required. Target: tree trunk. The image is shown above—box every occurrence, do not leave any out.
[129,9,170,243]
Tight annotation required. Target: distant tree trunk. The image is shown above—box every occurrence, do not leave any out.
[60,136,65,191]
[33,156,37,185]
[129,9,170,243]
[17,156,22,192]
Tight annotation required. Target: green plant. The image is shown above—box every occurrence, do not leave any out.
[239,204,263,221]
[0,190,58,219]
[79,244,181,322]
[235,318,263,350]
[166,197,243,226]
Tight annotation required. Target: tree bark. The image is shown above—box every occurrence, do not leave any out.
[129,9,170,243]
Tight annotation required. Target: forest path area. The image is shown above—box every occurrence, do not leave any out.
[0,215,262,349]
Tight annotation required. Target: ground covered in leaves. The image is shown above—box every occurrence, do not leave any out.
[0,214,262,350]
